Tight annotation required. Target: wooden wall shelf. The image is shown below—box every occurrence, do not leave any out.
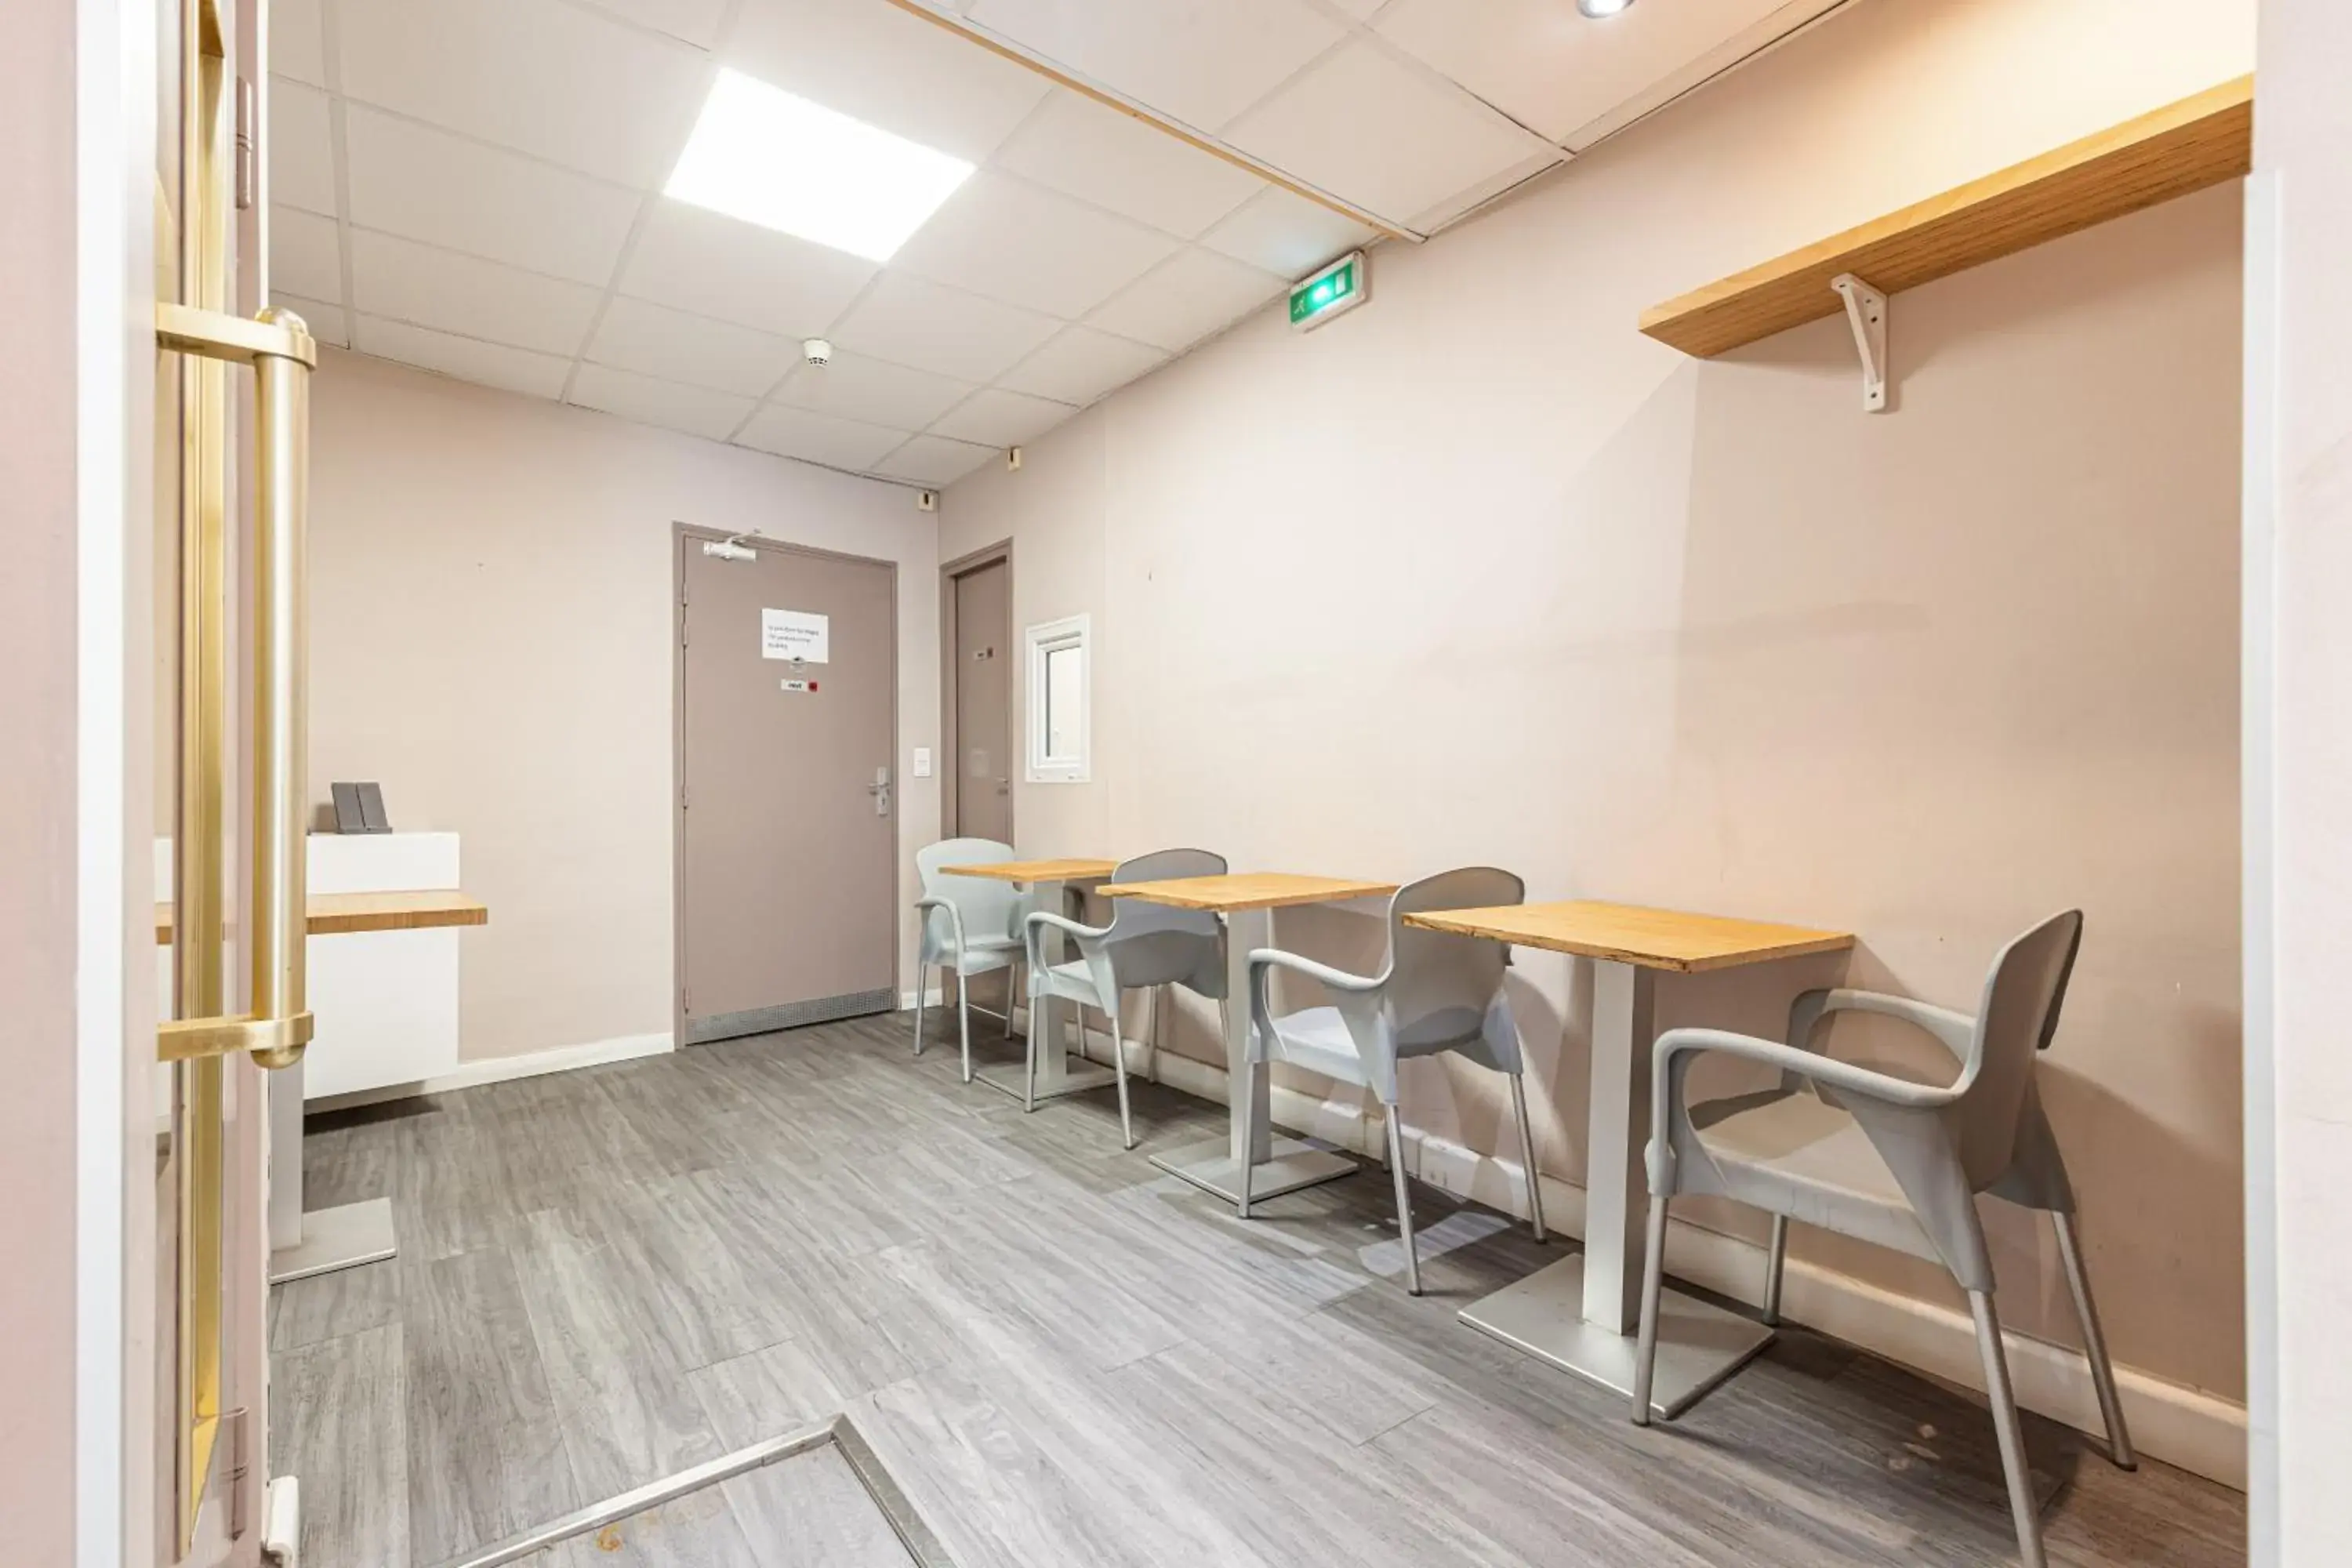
[154,889,488,944]
[1640,75,2253,358]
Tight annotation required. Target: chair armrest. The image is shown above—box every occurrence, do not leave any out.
[914,896,965,951]
[1247,947,1383,993]
[1246,948,1383,1065]
[1791,988,1976,1060]
[1652,1025,1961,1159]
[1024,909,1109,970]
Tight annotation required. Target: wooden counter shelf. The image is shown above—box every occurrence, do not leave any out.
[1640,74,2253,359]
[154,888,488,944]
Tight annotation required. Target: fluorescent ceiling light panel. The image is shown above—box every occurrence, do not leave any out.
[665,69,974,262]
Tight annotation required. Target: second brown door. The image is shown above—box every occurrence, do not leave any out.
[953,558,1013,842]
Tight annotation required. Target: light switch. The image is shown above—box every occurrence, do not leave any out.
[912,747,934,779]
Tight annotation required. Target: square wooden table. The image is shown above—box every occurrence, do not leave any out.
[1403,899,1853,1417]
[1105,872,1398,1204]
[942,859,1120,1105]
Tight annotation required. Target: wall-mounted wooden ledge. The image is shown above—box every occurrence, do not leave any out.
[155,889,488,944]
[1640,74,2254,358]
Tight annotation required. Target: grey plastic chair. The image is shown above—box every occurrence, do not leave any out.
[1630,909,2133,1568]
[1240,867,1548,1296]
[911,838,1030,1083]
[1023,848,1229,1149]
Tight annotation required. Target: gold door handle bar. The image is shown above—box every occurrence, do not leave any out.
[155,302,318,1069]
[158,1011,316,1063]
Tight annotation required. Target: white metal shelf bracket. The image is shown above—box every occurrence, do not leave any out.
[1830,272,1889,412]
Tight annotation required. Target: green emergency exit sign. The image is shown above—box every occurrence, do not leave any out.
[1289,251,1368,331]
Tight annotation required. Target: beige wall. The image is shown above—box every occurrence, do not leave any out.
[307,350,942,1061]
[942,0,2252,1431]
[2,0,86,1549]
[2250,0,2350,1552]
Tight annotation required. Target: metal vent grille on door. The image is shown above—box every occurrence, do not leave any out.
[684,989,897,1046]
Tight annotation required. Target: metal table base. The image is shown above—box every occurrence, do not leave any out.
[1460,1254,1775,1420]
[972,1056,1118,1105]
[1149,1134,1357,1204]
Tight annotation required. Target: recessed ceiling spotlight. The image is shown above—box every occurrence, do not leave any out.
[666,68,974,262]
[1577,0,1635,16]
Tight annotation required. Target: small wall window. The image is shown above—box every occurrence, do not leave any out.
[1025,613,1090,783]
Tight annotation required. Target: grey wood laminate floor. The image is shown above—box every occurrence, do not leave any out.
[270,1013,2244,1568]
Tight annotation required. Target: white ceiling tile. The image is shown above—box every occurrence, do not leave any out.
[873,433,997,486]
[568,0,731,50]
[270,294,347,348]
[349,230,603,356]
[1223,40,1552,227]
[568,364,755,441]
[1082,246,1283,352]
[337,0,711,187]
[770,352,973,430]
[831,273,1058,383]
[724,0,1052,163]
[929,387,1076,448]
[343,107,641,285]
[1197,186,1374,279]
[965,0,1346,132]
[270,82,337,216]
[270,205,343,300]
[999,325,1167,405]
[1376,0,1813,147]
[1405,149,1562,234]
[586,296,802,397]
[619,200,879,338]
[890,170,1178,318]
[351,315,573,398]
[993,89,1264,239]
[271,0,327,87]
[737,405,911,472]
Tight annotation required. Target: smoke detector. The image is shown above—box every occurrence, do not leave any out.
[801,337,834,367]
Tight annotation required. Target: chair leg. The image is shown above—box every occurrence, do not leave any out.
[2053,1211,2136,1470]
[1762,1214,1789,1327]
[1508,1072,1546,1242]
[1109,998,1135,1150]
[1385,1112,1421,1296]
[912,961,927,1058]
[1969,1290,2047,1568]
[1024,989,1041,1112]
[1150,984,1167,1084]
[1236,1062,1257,1219]
[1004,960,1018,1040]
[955,965,974,1085]
[1629,1198,1671,1425]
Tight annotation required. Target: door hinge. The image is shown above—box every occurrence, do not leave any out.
[234,78,257,210]
[680,783,690,811]
[681,985,691,1014]
[227,1405,253,1537]
[680,608,688,648]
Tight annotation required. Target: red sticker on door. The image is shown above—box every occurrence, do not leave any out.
[780,679,818,693]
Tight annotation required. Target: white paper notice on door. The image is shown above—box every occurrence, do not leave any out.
[760,608,829,663]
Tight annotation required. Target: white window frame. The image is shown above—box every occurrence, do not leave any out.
[1025,612,1091,784]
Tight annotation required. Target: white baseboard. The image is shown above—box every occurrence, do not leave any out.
[306,1031,675,1113]
[1047,1017,2247,1489]
[900,987,946,1009]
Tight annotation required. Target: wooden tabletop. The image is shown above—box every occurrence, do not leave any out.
[942,858,1118,884]
[1104,872,1399,913]
[155,889,489,945]
[1403,900,1851,974]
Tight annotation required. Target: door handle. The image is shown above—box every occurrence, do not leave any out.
[154,303,317,1068]
[868,766,892,817]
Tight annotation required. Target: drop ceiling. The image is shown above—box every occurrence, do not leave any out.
[270,0,1853,487]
